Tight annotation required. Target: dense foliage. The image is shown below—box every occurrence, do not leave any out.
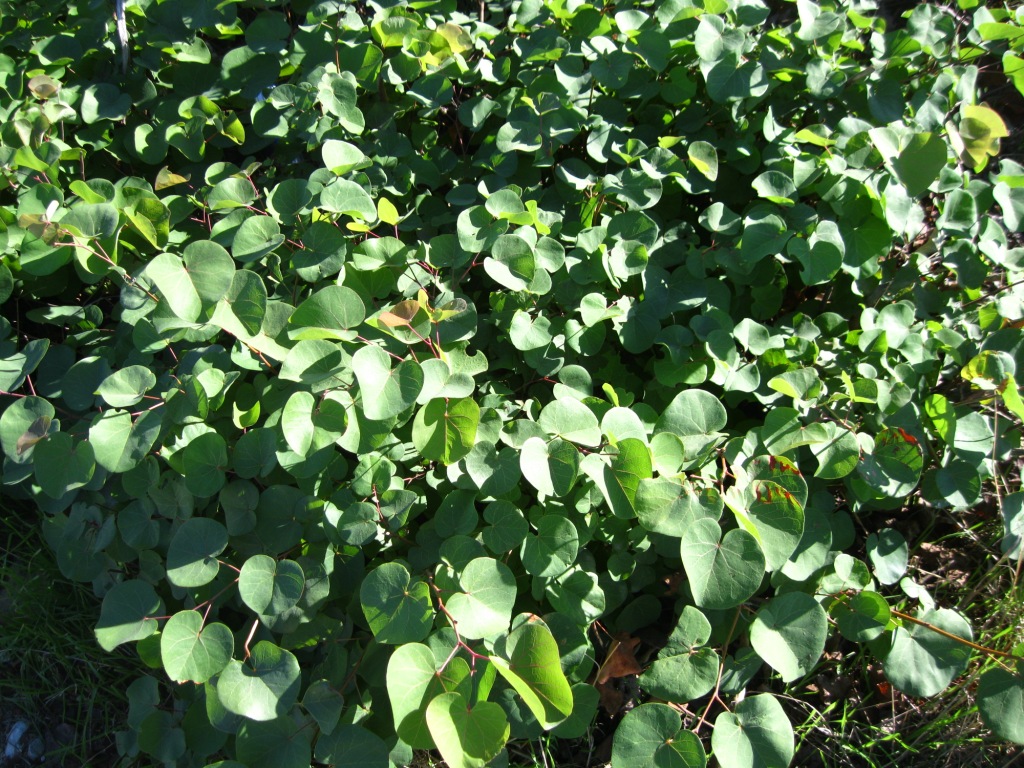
[2,0,1024,765]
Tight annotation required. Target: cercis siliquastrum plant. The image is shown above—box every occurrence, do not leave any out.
[2,0,1024,766]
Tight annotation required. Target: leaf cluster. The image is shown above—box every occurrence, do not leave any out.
[2,0,1024,766]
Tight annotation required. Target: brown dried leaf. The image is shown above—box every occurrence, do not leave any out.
[16,416,51,456]
[378,300,420,327]
[596,633,641,685]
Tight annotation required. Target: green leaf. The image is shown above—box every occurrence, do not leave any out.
[302,680,344,736]
[611,704,706,768]
[317,71,364,134]
[445,557,517,640]
[687,141,718,181]
[484,234,536,292]
[978,663,1024,744]
[90,409,163,475]
[810,423,860,479]
[289,285,365,340]
[166,517,228,588]
[426,692,509,768]
[639,606,719,703]
[143,242,234,322]
[510,311,553,351]
[750,593,827,682]
[237,718,312,768]
[1002,492,1024,561]
[884,608,973,697]
[233,215,284,263]
[359,562,433,644]
[413,397,479,464]
[482,501,529,555]
[703,54,768,103]
[181,432,228,497]
[586,438,654,519]
[857,427,924,498]
[680,518,765,610]
[490,621,573,729]
[654,390,727,466]
[636,478,722,537]
[731,485,804,574]
[464,442,522,497]
[546,570,605,625]
[752,171,797,206]
[313,724,389,767]
[207,177,256,210]
[352,345,423,421]
[0,263,12,305]
[137,710,185,762]
[871,129,948,197]
[217,641,301,721]
[767,368,821,403]
[1,397,54,463]
[538,398,601,447]
[321,139,369,175]
[957,105,1008,171]
[161,610,233,684]
[234,428,278,479]
[832,591,891,643]
[320,179,376,221]
[377,197,400,226]
[13,415,51,462]
[279,339,346,386]
[521,515,579,577]
[712,694,794,768]
[789,220,844,285]
[32,432,95,498]
[81,83,130,123]
[239,555,305,616]
[96,366,157,408]
[94,580,162,651]
[866,528,908,585]
[211,269,267,338]
[387,643,472,749]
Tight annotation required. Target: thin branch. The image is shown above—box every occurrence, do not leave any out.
[889,608,1019,662]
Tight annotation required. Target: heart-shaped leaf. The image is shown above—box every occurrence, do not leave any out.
[32,432,95,498]
[883,608,973,697]
[521,515,578,578]
[288,285,366,341]
[680,518,765,610]
[161,610,233,684]
[166,518,228,588]
[750,592,827,682]
[217,641,301,721]
[712,694,794,768]
[387,643,472,749]
[96,366,157,408]
[640,606,720,703]
[94,580,162,651]
[239,555,305,616]
[413,397,479,464]
[445,557,517,640]
[426,692,509,768]
[978,662,1024,743]
[359,562,433,644]
[313,724,389,767]
[236,717,312,768]
[352,344,423,421]
[490,621,573,728]
[538,398,601,447]
[611,703,706,768]
[519,437,580,497]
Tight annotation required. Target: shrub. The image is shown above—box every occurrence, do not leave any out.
[1,0,1023,766]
